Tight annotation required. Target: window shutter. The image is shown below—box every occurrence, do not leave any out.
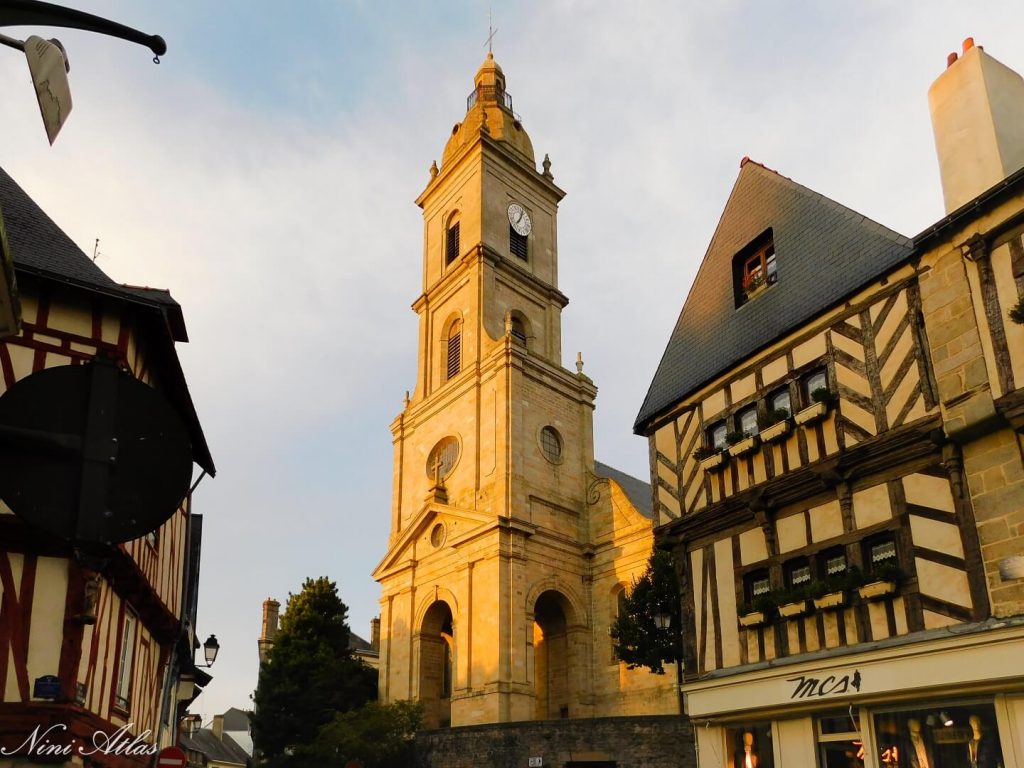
[510,226,528,260]
[447,328,461,379]
[446,223,460,265]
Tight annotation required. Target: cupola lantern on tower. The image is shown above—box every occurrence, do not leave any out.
[441,53,535,169]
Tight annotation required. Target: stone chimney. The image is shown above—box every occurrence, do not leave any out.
[212,714,224,740]
[370,617,380,651]
[258,598,280,664]
[929,38,1024,213]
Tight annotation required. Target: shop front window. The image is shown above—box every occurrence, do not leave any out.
[873,702,1004,768]
[817,713,865,768]
[727,723,774,768]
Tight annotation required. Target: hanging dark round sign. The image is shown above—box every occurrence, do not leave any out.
[0,359,193,545]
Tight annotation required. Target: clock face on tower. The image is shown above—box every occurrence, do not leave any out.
[507,203,532,236]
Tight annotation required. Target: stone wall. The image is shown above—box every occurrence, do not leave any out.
[415,715,695,768]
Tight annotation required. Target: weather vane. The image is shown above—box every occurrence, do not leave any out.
[485,8,497,54]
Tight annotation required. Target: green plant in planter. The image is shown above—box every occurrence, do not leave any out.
[807,567,865,599]
[725,430,749,446]
[744,592,777,617]
[757,408,791,429]
[692,444,718,461]
[805,578,832,601]
[868,562,904,585]
[810,387,836,405]
[1009,297,1024,325]
[775,584,810,605]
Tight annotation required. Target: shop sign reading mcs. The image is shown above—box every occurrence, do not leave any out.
[787,669,861,700]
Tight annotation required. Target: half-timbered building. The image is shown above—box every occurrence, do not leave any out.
[635,40,1024,768]
[0,166,215,767]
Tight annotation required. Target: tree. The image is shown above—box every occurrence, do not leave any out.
[308,700,423,768]
[251,577,377,767]
[610,549,682,674]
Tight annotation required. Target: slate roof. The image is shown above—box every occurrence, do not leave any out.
[0,167,186,316]
[349,631,374,652]
[634,159,914,432]
[180,728,249,766]
[594,461,653,519]
[0,165,215,474]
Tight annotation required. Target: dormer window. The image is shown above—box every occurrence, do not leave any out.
[733,228,777,306]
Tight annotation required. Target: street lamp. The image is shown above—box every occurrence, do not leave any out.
[653,610,672,631]
[198,634,219,668]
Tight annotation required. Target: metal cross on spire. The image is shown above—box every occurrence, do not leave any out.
[484,8,497,53]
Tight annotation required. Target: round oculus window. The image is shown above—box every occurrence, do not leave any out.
[539,426,563,463]
[426,436,460,481]
[430,523,446,548]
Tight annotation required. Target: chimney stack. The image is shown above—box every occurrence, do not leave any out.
[258,598,280,664]
[929,40,1024,213]
[212,714,224,740]
[370,617,381,650]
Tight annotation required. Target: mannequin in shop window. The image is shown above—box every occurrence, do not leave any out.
[734,731,760,768]
[898,718,935,768]
[967,714,1002,768]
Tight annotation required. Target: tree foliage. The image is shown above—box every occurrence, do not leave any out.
[308,700,423,768]
[610,549,682,674]
[251,577,378,767]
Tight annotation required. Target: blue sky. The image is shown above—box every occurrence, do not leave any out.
[3,0,1024,722]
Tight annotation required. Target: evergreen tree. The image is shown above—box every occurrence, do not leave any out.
[251,577,377,767]
[308,700,423,768]
[610,549,682,674]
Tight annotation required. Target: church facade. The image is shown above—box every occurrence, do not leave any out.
[372,54,677,732]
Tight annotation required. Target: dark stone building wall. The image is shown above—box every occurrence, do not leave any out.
[415,715,696,768]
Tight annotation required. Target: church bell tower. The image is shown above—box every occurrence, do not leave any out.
[373,53,604,727]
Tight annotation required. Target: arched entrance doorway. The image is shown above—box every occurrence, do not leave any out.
[533,590,572,720]
[418,600,454,728]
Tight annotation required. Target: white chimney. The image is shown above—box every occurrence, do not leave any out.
[928,39,1024,214]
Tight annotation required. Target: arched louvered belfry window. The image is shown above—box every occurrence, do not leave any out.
[511,315,527,346]
[445,318,462,381]
[445,211,461,266]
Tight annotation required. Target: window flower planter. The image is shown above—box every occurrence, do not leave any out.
[778,599,810,619]
[728,435,759,457]
[699,452,725,472]
[795,401,829,426]
[813,591,846,610]
[858,580,896,601]
[759,419,790,443]
[738,610,767,628]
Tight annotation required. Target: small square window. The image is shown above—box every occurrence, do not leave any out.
[785,558,811,588]
[803,369,828,404]
[823,549,847,576]
[708,421,727,451]
[738,406,759,436]
[745,570,771,603]
[769,388,791,416]
[868,537,897,567]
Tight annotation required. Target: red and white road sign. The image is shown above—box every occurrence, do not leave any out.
[156,746,188,768]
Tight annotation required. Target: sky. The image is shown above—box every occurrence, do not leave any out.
[3,0,1024,722]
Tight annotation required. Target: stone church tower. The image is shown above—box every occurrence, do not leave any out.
[373,54,676,729]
